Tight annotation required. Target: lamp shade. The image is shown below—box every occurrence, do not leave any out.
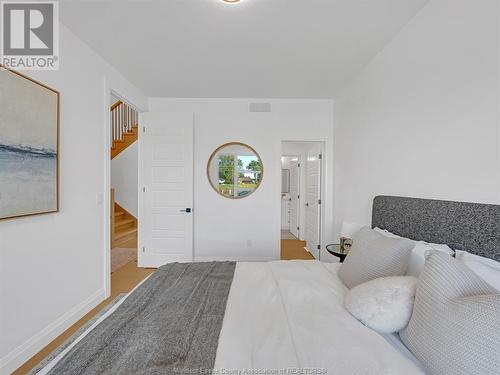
[340,221,363,238]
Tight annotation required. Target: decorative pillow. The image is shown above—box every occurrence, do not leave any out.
[455,250,500,291]
[338,227,414,289]
[400,252,500,375]
[374,227,454,277]
[344,276,417,333]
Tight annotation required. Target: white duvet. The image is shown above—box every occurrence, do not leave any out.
[215,260,425,374]
[38,260,425,374]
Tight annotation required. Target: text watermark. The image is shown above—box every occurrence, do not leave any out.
[1,0,59,70]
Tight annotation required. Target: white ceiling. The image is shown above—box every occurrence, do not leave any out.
[60,0,428,98]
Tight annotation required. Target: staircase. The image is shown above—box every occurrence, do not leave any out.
[110,100,139,248]
[111,189,137,248]
[111,100,139,159]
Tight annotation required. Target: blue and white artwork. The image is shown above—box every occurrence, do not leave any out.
[0,68,59,220]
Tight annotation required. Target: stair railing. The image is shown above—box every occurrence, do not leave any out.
[110,100,139,144]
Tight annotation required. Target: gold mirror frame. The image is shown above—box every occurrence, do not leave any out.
[207,142,264,199]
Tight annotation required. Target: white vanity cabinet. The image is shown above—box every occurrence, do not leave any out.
[281,196,291,230]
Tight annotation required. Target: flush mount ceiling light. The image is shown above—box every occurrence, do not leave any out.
[222,0,241,3]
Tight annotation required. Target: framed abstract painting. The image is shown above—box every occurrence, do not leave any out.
[0,66,60,220]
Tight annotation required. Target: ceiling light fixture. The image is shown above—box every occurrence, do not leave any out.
[222,0,241,3]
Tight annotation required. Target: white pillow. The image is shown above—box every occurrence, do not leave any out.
[406,243,454,277]
[373,228,401,239]
[374,228,454,277]
[455,250,500,291]
[344,276,418,334]
[338,228,414,288]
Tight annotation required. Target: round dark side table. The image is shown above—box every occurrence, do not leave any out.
[325,244,349,263]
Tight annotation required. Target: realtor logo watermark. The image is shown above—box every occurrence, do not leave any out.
[1,0,59,70]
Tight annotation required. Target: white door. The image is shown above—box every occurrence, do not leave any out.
[304,146,322,259]
[139,112,194,268]
[289,159,300,238]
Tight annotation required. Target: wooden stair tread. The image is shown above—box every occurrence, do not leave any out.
[113,133,136,142]
[115,226,137,240]
[111,131,138,159]
[115,218,135,227]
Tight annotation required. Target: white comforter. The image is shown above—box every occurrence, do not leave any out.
[39,260,425,374]
[215,260,424,374]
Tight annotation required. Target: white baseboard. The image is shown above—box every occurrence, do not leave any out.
[194,256,277,262]
[0,289,106,375]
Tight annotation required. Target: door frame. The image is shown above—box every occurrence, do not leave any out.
[103,82,144,298]
[281,141,326,260]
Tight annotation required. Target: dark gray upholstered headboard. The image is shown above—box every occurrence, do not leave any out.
[372,196,500,262]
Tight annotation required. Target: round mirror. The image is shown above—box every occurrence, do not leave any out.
[207,142,263,199]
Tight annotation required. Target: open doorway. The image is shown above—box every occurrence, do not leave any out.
[281,141,323,260]
[110,93,139,273]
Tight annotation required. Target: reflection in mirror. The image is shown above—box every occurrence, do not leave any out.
[207,142,263,199]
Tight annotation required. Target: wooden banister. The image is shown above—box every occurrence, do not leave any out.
[110,100,139,158]
[110,100,123,111]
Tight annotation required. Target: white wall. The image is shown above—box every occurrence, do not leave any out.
[111,142,138,217]
[146,99,334,262]
[0,24,146,374]
[333,0,500,237]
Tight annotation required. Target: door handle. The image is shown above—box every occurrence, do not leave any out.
[305,203,309,207]
[179,208,192,213]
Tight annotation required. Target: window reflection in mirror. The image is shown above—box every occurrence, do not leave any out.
[207,143,263,199]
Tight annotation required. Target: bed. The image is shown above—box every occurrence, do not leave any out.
[34,196,500,375]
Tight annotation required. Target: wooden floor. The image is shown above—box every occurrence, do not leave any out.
[15,238,312,374]
[13,259,154,375]
[117,235,137,249]
[280,230,298,240]
[280,239,315,260]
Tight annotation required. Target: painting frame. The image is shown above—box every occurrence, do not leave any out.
[0,64,60,221]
